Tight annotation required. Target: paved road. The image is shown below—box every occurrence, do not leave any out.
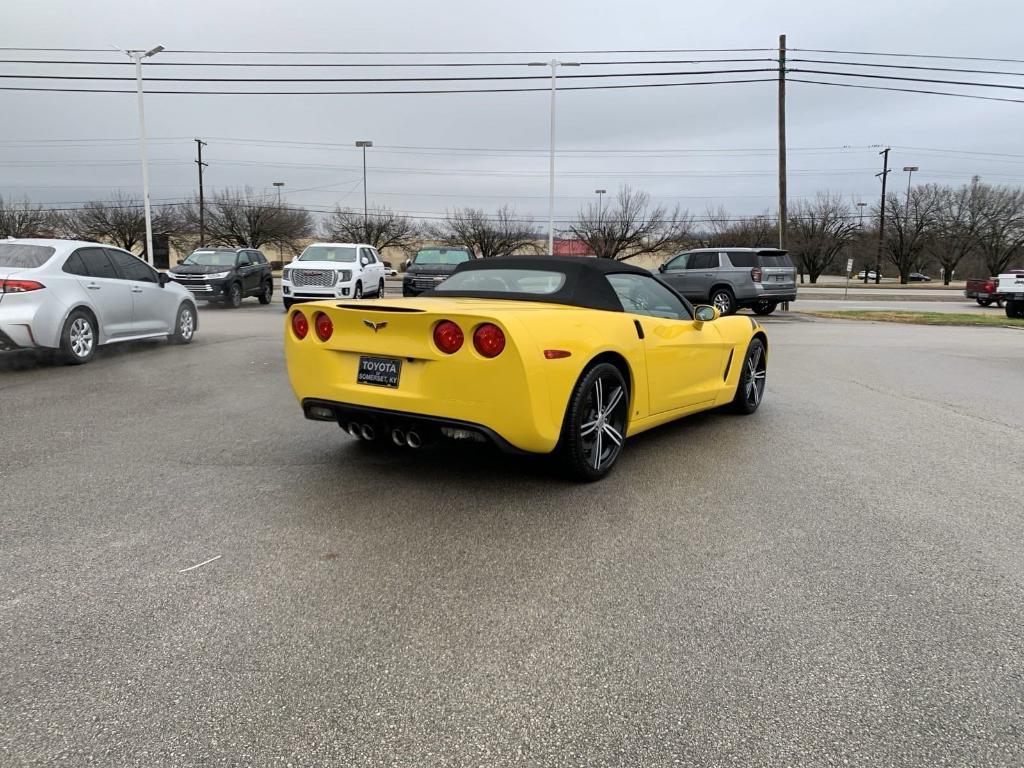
[2,307,1023,766]
[792,299,1010,315]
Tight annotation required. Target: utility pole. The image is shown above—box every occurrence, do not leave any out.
[777,33,787,251]
[355,140,373,235]
[194,138,207,247]
[872,147,891,285]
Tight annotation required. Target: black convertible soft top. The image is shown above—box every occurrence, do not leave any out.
[424,255,661,312]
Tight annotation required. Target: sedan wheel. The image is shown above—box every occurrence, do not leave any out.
[731,338,767,414]
[170,303,196,344]
[562,363,629,481]
[60,311,96,365]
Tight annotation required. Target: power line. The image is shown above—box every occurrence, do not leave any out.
[790,48,1024,65]
[0,67,775,83]
[789,58,1024,78]
[0,46,776,55]
[789,67,1024,92]
[0,57,775,68]
[790,78,1024,105]
[0,77,777,96]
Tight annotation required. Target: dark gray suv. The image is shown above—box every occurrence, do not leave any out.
[657,247,797,316]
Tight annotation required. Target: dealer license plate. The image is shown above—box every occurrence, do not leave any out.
[357,356,402,388]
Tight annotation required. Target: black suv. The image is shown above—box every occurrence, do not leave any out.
[168,247,273,308]
[402,246,474,296]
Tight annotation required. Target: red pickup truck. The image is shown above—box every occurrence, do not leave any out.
[964,271,1024,306]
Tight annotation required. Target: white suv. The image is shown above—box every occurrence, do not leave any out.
[282,243,386,309]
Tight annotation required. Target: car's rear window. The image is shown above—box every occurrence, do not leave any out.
[758,252,793,267]
[0,244,56,269]
[433,269,565,294]
[414,248,472,265]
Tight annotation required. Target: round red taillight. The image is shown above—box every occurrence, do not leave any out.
[473,323,506,358]
[314,312,333,341]
[291,311,309,339]
[433,320,464,354]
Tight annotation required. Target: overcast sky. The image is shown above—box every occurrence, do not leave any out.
[3,0,1023,228]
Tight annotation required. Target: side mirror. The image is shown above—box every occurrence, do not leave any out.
[693,305,720,327]
[404,259,412,269]
[658,263,667,273]
[158,272,171,287]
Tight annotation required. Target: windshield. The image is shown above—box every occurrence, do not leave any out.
[0,243,56,269]
[414,248,472,265]
[433,268,565,294]
[182,250,236,267]
[299,245,357,263]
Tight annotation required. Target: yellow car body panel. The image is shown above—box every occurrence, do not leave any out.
[285,296,766,454]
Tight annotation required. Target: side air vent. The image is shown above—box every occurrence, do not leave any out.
[723,349,734,381]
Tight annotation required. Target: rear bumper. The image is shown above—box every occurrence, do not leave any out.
[301,398,528,454]
[0,297,61,350]
[739,291,796,306]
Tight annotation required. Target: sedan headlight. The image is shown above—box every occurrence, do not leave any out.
[206,271,231,279]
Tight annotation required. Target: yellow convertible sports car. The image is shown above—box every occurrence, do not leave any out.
[285,256,768,481]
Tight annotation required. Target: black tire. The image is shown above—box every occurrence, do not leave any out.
[710,287,736,316]
[377,279,386,298]
[560,362,629,482]
[977,297,993,307]
[354,281,363,299]
[731,337,767,414]
[258,280,273,305]
[283,298,293,311]
[1007,300,1023,319]
[226,282,243,308]
[753,300,777,316]
[169,303,197,344]
[59,309,97,365]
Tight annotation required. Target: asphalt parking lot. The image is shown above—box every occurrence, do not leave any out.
[2,305,1023,767]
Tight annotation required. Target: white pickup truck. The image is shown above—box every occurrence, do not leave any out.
[999,271,1024,318]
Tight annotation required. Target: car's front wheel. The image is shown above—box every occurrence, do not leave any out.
[226,282,243,308]
[1007,299,1024,319]
[354,281,363,299]
[170,303,196,344]
[561,362,629,482]
[731,338,767,414]
[711,287,736,316]
[59,310,97,365]
[258,280,273,305]
[377,279,385,298]
[283,298,293,311]
[753,300,777,316]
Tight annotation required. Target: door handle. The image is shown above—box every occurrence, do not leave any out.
[704,272,714,277]
[131,287,144,293]
[86,283,101,290]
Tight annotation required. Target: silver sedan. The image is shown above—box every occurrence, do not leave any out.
[0,239,198,364]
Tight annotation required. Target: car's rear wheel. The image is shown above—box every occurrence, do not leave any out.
[354,281,363,299]
[753,300,777,316]
[711,287,736,316]
[977,297,993,307]
[258,280,273,305]
[377,278,385,298]
[227,282,243,308]
[170,303,196,344]
[731,338,767,414]
[561,363,629,482]
[59,310,96,365]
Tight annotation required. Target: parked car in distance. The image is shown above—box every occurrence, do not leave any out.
[856,270,884,281]
[168,247,273,308]
[908,272,931,282]
[0,239,197,364]
[963,273,1024,307]
[281,242,386,310]
[657,247,797,315]
[403,247,474,296]
[998,271,1024,318]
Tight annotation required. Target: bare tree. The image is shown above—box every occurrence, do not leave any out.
[182,188,313,256]
[568,186,692,260]
[972,184,1024,277]
[321,205,419,253]
[0,196,54,238]
[700,207,777,248]
[786,193,858,284]
[67,192,149,253]
[925,183,982,284]
[429,206,539,259]
[883,184,942,283]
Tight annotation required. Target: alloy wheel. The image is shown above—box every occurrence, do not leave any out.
[745,343,767,407]
[713,291,733,315]
[579,375,627,471]
[179,307,195,340]
[69,317,94,358]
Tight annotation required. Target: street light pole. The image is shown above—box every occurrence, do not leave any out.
[902,165,918,212]
[273,181,285,205]
[595,188,606,220]
[856,201,867,228]
[119,44,163,264]
[355,140,373,235]
[530,60,579,255]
